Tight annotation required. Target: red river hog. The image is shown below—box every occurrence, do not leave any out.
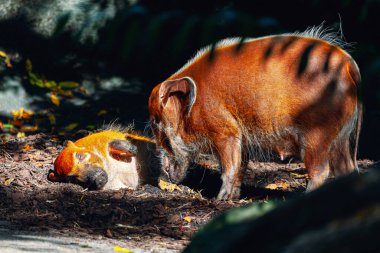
[148,26,362,200]
[49,130,159,190]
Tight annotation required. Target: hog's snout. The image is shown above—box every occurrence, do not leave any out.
[81,167,108,190]
[160,154,189,184]
[48,167,108,190]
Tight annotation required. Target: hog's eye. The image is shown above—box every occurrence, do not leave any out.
[75,152,90,162]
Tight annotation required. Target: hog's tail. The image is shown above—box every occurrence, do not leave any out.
[352,102,363,172]
[348,59,362,172]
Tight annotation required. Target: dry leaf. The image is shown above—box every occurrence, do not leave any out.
[16,132,25,139]
[97,109,108,116]
[51,93,60,106]
[11,108,34,120]
[158,179,182,193]
[4,178,14,186]
[290,172,306,178]
[20,125,39,133]
[113,246,133,253]
[48,114,56,125]
[65,123,78,131]
[265,182,290,190]
[22,144,32,152]
[183,216,192,223]
[0,50,12,68]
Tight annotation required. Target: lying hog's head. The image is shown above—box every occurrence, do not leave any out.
[48,139,138,190]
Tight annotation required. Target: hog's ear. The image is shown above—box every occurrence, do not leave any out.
[108,140,138,163]
[158,76,197,117]
[66,141,76,148]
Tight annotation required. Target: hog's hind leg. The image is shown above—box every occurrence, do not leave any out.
[329,139,356,177]
[303,129,335,191]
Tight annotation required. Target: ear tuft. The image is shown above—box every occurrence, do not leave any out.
[66,141,76,148]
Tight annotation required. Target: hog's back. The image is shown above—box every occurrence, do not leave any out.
[174,36,359,133]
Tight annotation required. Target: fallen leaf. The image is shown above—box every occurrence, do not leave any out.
[57,89,73,97]
[265,182,290,190]
[16,132,25,139]
[4,178,14,186]
[11,108,34,120]
[183,216,192,223]
[20,125,39,133]
[158,179,182,193]
[48,114,56,125]
[2,123,14,129]
[290,172,306,178]
[113,246,133,253]
[65,123,78,131]
[97,109,108,116]
[0,50,12,68]
[59,81,80,90]
[26,59,33,72]
[51,93,60,106]
[22,144,32,152]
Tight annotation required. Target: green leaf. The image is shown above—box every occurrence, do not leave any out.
[26,59,33,72]
[65,123,78,131]
[45,81,58,89]
[59,81,80,90]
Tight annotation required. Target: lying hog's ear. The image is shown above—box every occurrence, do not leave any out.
[108,140,138,163]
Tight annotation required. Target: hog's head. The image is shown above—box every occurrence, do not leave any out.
[148,77,197,183]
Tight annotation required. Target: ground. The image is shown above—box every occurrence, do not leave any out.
[0,133,376,252]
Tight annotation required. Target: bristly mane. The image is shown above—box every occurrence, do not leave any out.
[290,22,353,50]
[99,120,135,134]
[173,23,353,76]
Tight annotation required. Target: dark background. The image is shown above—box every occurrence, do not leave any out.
[0,0,378,159]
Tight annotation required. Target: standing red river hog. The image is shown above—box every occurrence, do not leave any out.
[148,25,362,200]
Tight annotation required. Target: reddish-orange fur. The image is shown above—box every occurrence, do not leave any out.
[149,34,361,200]
[50,131,158,190]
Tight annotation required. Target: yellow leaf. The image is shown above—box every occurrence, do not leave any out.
[20,125,39,133]
[51,93,60,106]
[48,114,56,125]
[11,108,33,120]
[22,144,32,152]
[11,110,19,119]
[183,216,192,223]
[265,182,290,190]
[0,51,12,68]
[97,109,108,116]
[158,179,182,193]
[290,172,306,179]
[4,178,14,186]
[57,89,73,97]
[113,246,133,253]
[17,132,25,139]
[265,183,290,190]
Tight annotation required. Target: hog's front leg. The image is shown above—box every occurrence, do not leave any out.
[212,135,244,200]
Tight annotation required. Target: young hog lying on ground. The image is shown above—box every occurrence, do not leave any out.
[148,26,362,200]
[48,130,159,190]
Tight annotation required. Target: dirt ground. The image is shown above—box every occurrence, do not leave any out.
[0,133,376,252]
